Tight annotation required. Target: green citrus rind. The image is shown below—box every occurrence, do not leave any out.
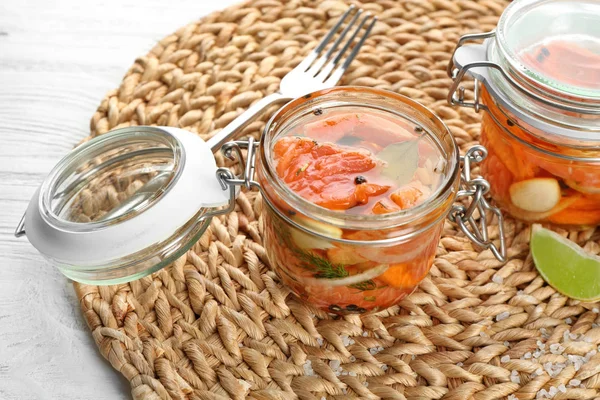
[531,224,600,302]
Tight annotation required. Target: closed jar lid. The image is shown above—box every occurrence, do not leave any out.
[452,0,600,146]
[20,126,230,284]
[496,0,600,102]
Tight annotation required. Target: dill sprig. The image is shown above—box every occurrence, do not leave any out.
[295,250,377,291]
[296,250,349,279]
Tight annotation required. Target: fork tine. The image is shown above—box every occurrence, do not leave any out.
[315,13,374,82]
[325,15,377,85]
[306,10,362,75]
[296,5,355,71]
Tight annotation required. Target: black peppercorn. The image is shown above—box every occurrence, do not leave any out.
[346,304,359,311]
[313,108,323,116]
[354,176,367,184]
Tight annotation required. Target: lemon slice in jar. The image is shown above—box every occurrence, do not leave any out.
[531,224,600,301]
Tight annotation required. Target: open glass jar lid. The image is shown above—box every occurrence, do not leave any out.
[449,0,600,144]
[17,127,230,284]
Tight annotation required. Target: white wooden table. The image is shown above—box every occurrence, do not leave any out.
[0,1,238,398]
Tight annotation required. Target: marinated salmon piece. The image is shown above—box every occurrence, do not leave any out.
[371,199,400,214]
[391,186,424,209]
[273,136,390,210]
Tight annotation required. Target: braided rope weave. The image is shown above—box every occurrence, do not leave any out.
[73,1,600,398]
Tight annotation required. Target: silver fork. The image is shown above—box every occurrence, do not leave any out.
[207,5,377,151]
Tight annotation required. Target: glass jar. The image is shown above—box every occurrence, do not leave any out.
[448,0,600,227]
[16,87,505,313]
[251,87,502,313]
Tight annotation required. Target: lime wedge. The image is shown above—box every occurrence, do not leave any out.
[531,224,600,301]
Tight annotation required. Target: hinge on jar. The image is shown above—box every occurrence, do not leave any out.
[449,145,507,262]
[446,30,496,113]
[447,30,600,115]
[211,138,261,218]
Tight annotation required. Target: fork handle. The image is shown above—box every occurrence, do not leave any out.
[207,92,289,152]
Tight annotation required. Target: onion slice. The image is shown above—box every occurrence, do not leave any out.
[289,263,389,287]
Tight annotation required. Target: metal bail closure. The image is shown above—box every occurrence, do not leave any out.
[447,30,600,116]
[16,126,233,284]
[448,145,507,262]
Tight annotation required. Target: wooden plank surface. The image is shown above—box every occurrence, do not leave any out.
[0,1,239,398]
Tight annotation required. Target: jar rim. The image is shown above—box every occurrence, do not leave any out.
[259,86,460,231]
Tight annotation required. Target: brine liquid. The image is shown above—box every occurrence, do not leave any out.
[262,108,448,313]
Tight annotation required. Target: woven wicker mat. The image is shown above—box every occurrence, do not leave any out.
[73,1,600,399]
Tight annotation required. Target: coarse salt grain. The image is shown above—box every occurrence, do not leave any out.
[456,362,463,367]
[317,338,324,346]
[341,335,350,347]
[364,381,369,387]
[504,341,510,347]
[548,386,558,396]
[492,274,504,284]
[558,384,567,393]
[524,352,532,359]
[349,371,357,377]
[565,318,572,324]
[593,307,599,313]
[569,379,581,386]
[349,356,356,362]
[321,397,326,400]
[508,395,519,400]
[536,389,548,399]
[362,331,368,337]
[510,374,521,384]
[329,360,341,370]
[549,343,562,354]
[537,340,546,349]
[496,311,510,322]
[479,331,488,338]
[369,348,378,355]
[501,355,510,363]
[381,364,388,371]
[570,333,578,340]
[535,367,544,375]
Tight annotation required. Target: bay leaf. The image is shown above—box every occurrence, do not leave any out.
[377,139,420,186]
